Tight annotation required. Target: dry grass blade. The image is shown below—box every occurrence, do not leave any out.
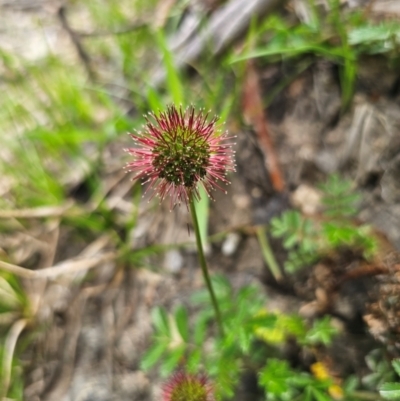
[89,171,134,212]
[154,0,176,28]
[0,235,114,279]
[79,235,112,257]
[0,236,116,280]
[0,252,116,280]
[0,318,28,400]
[0,200,74,219]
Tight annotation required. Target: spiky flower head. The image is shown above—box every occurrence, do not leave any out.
[162,371,215,401]
[124,105,235,207]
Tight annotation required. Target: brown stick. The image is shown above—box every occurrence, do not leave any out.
[339,263,389,283]
[242,61,286,192]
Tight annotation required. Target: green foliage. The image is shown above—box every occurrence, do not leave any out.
[0,273,28,317]
[363,350,397,391]
[381,383,400,400]
[142,277,340,399]
[380,360,400,400]
[231,0,400,110]
[270,210,319,273]
[271,175,377,273]
[156,29,184,105]
[141,278,273,396]
[259,359,294,398]
[259,358,346,401]
[348,22,400,55]
[140,306,187,377]
[0,57,126,208]
[319,174,360,218]
[230,10,357,109]
[304,317,338,346]
[255,312,338,350]
[194,186,211,253]
[255,312,305,344]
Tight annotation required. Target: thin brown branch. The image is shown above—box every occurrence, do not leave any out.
[242,61,286,192]
[339,263,389,283]
[57,6,96,80]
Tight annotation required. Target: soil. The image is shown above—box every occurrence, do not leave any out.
[2,1,400,400]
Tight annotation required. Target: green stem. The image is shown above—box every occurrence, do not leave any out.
[256,225,283,282]
[189,194,224,337]
[349,391,383,401]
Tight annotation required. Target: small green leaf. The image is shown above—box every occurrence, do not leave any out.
[393,360,400,377]
[343,375,360,392]
[248,313,277,329]
[156,30,184,105]
[259,359,292,396]
[147,87,164,112]
[287,210,301,229]
[304,386,313,401]
[160,344,186,377]
[152,306,170,337]
[238,327,251,353]
[194,186,210,252]
[187,349,202,372]
[0,276,20,309]
[283,233,298,249]
[380,382,400,399]
[270,216,287,237]
[140,341,168,371]
[194,312,211,345]
[305,317,338,346]
[311,387,332,401]
[174,305,189,342]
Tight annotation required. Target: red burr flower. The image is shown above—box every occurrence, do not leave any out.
[162,371,215,401]
[124,105,235,207]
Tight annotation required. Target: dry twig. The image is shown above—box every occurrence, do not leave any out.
[0,201,74,219]
[57,6,96,80]
[242,62,286,192]
[0,253,116,279]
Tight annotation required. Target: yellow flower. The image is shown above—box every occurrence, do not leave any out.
[311,362,343,400]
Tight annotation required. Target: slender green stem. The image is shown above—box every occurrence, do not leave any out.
[350,391,383,400]
[256,225,283,282]
[189,194,224,337]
